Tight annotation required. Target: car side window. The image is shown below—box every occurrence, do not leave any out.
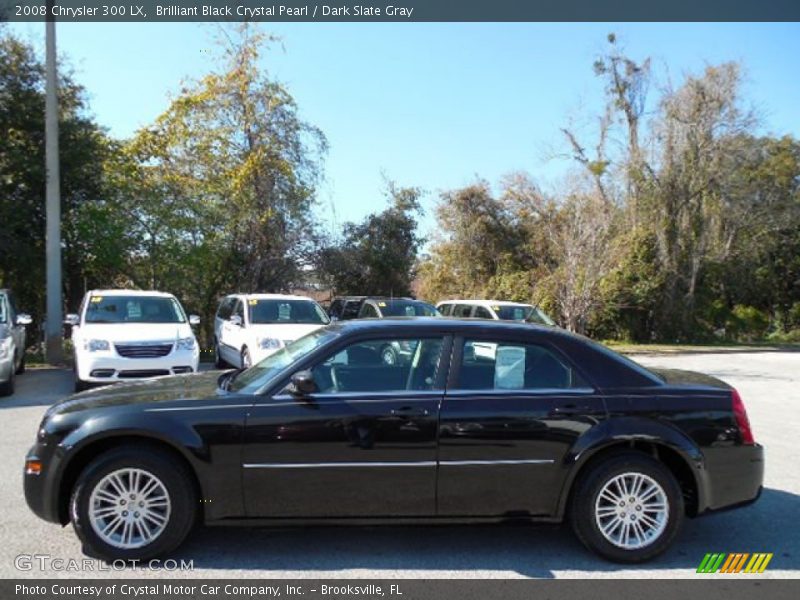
[454,304,473,318]
[360,303,379,318]
[456,339,589,391]
[310,338,444,394]
[232,300,244,322]
[328,300,342,318]
[342,301,362,319]
[217,298,233,320]
[473,306,492,319]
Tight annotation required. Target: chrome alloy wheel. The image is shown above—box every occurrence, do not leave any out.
[88,468,171,549]
[594,471,669,550]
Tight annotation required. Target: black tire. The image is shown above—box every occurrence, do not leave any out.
[213,339,226,369]
[70,445,197,561]
[15,352,26,375]
[570,451,684,563]
[0,368,14,397]
[241,347,252,369]
[380,345,398,365]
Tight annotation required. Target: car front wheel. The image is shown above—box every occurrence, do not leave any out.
[70,446,196,561]
[570,451,683,563]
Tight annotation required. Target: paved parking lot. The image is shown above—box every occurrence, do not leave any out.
[1,353,798,578]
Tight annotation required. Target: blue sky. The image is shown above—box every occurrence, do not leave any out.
[8,22,800,239]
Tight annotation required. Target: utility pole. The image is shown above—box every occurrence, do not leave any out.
[45,0,63,364]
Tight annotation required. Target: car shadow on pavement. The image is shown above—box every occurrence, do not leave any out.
[171,488,799,578]
[0,367,73,409]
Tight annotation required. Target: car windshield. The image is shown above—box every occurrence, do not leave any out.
[525,307,556,326]
[84,295,186,324]
[249,299,329,325]
[0,295,6,323]
[378,300,440,317]
[228,328,339,394]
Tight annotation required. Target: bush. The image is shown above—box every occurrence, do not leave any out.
[726,305,770,342]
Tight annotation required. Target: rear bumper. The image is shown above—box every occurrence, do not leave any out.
[698,443,764,515]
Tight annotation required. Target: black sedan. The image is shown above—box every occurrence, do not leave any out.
[24,318,763,563]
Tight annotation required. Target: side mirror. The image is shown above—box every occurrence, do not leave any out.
[16,313,32,326]
[287,370,317,397]
[64,314,80,326]
[229,315,242,327]
[189,314,201,326]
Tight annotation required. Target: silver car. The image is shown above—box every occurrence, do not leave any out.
[0,289,32,396]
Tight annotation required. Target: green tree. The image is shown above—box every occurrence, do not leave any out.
[0,31,127,329]
[318,184,424,296]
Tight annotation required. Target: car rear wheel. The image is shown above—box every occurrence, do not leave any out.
[570,451,683,563]
[381,346,398,365]
[214,339,226,369]
[241,347,252,369]
[15,351,26,375]
[70,446,196,561]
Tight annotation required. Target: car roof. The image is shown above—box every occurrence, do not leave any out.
[229,293,316,301]
[436,299,533,308]
[87,289,176,298]
[329,316,551,335]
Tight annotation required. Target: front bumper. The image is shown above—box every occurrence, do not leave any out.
[699,443,764,514]
[76,347,200,383]
[24,440,64,524]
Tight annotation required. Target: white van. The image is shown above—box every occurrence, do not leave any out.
[67,290,200,391]
[213,294,330,368]
[436,299,556,325]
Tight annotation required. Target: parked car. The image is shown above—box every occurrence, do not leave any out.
[326,296,367,321]
[25,318,762,563]
[437,299,556,326]
[214,293,330,368]
[0,289,32,396]
[66,290,200,392]
[352,297,441,365]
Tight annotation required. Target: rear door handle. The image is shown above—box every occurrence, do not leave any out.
[549,405,588,416]
[390,407,430,417]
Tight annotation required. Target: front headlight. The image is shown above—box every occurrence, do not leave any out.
[176,336,196,351]
[85,339,110,352]
[0,337,9,359]
[257,337,283,350]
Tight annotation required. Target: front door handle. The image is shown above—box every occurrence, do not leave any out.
[390,407,430,418]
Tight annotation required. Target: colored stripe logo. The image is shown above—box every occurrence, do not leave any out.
[697,553,773,573]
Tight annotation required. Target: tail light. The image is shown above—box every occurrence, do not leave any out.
[731,388,755,445]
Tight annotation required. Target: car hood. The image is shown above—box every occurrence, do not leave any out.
[648,367,731,390]
[76,322,193,342]
[247,323,324,342]
[46,370,228,416]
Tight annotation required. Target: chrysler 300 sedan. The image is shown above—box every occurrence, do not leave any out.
[24,318,763,563]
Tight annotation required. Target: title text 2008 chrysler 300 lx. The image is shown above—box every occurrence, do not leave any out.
[24,318,763,563]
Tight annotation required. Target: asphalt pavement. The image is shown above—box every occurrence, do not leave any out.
[1,353,798,578]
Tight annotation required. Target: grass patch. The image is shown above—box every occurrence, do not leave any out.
[606,341,800,355]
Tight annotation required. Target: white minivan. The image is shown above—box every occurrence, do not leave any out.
[436,299,556,325]
[214,293,330,368]
[67,290,200,391]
